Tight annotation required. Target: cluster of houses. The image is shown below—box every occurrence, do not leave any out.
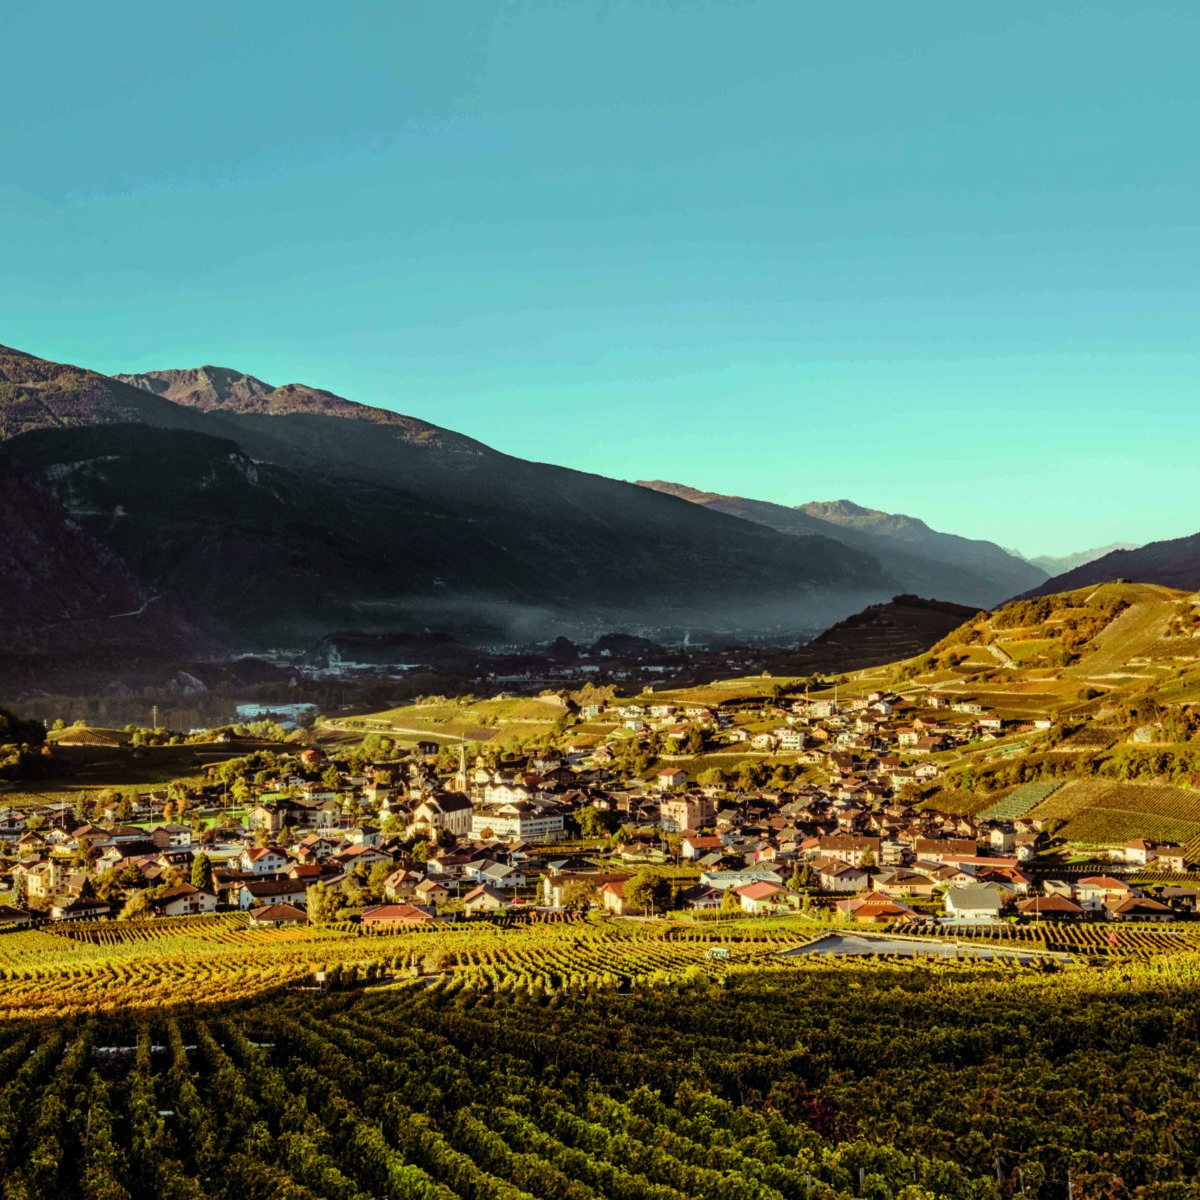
[0,687,1194,929]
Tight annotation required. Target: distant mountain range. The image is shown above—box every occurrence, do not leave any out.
[636,483,1046,608]
[5,343,1186,663]
[1,345,893,648]
[1021,533,1200,598]
[1005,543,1140,577]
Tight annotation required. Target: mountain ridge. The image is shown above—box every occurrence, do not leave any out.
[636,480,1046,609]
[1,345,899,646]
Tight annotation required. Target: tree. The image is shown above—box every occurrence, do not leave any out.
[12,872,27,909]
[307,880,343,925]
[410,839,433,864]
[577,806,609,839]
[78,875,97,900]
[191,852,214,892]
[623,872,671,916]
[322,765,342,791]
[721,887,742,913]
[561,879,598,911]
[367,862,393,902]
[118,891,152,921]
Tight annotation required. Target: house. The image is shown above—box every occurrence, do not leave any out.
[477,862,526,889]
[240,879,309,909]
[1109,897,1176,922]
[736,881,789,915]
[1157,844,1189,873]
[874,870,937,899]
[657,768,688,791]
[462,885,507,913]
[50,896,113,921]
[414,879,450,905]
[345,824,381,848]
[0,905,32,928]
[1075,876,1137,911]
[835,892,918,924]
[153,884,218,917]
[988,826,1017,854]
[1121,839,1158,866]
[361,903,440,927]
[912,838,978,863]
[943,883,1004,923]
[660,794,715,833]
[384,868,423,901]
[543,870,628,908]
[682,835,724,860]
[471,800,565,843]
[1162,886,1200,910]
[817,862,869,893]
[818,836,881,867]
[152,823,194,848]
[241,846,290,876]
[249,903,308,927]
[676,884,722,911]
[598,878,630,915]
[1016,894,1085,920]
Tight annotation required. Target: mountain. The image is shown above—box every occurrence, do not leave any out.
[770,594,982,676]
[1024,543,1140,578]
[1022,532,1200,598]
[636,482,1046,608]
[0,345,209,440]
[1,346,897,645]
[0,448,222,666]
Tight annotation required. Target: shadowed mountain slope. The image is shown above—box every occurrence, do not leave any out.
[638,481,1045,608]
[2,348,900,644]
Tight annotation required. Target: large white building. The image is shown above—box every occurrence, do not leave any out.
[472,800,565,843]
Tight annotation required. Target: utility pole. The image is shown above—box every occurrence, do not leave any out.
[151,704,158,731]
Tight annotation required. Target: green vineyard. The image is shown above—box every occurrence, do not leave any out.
[1,948,1200,1198]
[977,780,1062,821]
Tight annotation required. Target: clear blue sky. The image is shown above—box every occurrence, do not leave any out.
[3,0,1197,558]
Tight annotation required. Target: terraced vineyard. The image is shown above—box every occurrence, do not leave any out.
[1051,782,1200,853]
[977,779,1062,820]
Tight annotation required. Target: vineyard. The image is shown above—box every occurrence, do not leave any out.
[977,780,1062,821]
[0,942,1199,1197]
[0,913,835,1020]
[1053,782,1200,856]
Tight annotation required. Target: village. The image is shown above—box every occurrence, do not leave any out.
[1,685,1196,934]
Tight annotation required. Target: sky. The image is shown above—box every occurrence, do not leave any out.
[2,0,1197,558]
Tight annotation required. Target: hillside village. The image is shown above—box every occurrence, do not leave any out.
[3,636,1200,935]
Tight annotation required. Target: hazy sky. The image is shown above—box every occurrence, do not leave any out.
[3,1,1197,558]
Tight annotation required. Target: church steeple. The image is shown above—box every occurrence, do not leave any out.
[454,738,468,794]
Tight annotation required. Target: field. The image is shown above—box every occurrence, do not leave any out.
[0,738,269,803]
[996,638,1056,664]
[1,916,1200,1197]
[976,779,1061,821]
[324,696,572,747]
